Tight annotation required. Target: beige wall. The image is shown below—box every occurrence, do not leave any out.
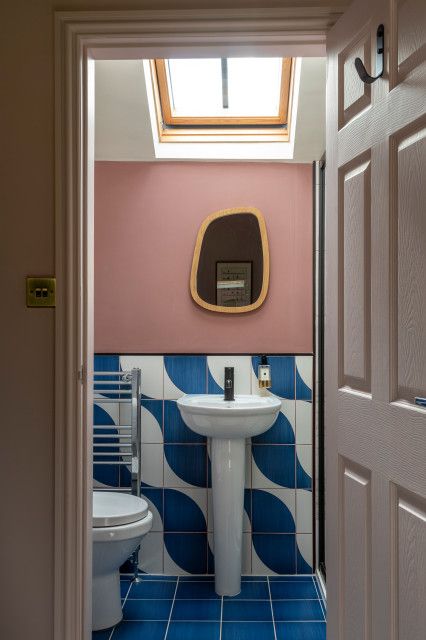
[0,2,347,638]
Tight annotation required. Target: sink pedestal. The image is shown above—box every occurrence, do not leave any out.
[177,394,281,597]
[211,437,245,596]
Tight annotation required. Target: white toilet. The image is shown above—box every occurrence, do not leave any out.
[92,491,153,631]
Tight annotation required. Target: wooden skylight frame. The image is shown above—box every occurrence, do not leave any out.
[149,58,294,142]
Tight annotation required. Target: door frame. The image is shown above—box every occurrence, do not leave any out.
[54,8,337,639]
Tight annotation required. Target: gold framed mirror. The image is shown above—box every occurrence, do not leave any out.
[190,207,270,313]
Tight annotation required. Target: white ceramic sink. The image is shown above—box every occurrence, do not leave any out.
[177,394,281,597]
[177,394,281,439]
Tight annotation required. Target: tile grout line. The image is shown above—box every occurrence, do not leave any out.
[109,580,133,639]
[312,575,326,620]
[219,595,224,640]
[126,597,321,602]
[250,362,254,573]
[163,576,179,640]
[294,359,298,575]
[162,358,165,574]
[267,576,278,640]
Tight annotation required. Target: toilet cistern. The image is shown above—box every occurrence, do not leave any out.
[177,393,281,596]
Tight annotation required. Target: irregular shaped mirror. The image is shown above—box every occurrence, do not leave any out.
[190,207,269,313]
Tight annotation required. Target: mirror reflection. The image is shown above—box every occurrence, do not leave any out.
[190,207,270,313]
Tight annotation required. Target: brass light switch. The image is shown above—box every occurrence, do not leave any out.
[26,277,56,307]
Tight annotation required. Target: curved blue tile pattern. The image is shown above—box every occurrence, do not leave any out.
[252,489,296,533]
[164,533,207,574]
[252,445,296,488]
[297,546,313,574]
[296,455,312,490]
[252,356,295,399]
[164,400,205,443]
[164,488,207,532]
[164,355,207,395]
[252,534,296,574]
[164,444,207,488]
[252,411,295,445]
[296,368,312,401]
[94,353,313,576]
[141,400,163,437]
[207,369,223,394]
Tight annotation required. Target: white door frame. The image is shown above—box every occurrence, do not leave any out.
[54,8,337,639]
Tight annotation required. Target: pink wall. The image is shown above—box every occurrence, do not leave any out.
[95,161,313,353]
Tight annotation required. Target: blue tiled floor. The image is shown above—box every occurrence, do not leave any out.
[92,574,326,640]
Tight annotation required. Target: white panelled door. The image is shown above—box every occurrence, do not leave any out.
[325,0,426,638]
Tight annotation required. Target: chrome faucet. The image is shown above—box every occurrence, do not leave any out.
[224,367,235,401]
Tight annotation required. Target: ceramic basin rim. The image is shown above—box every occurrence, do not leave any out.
[177,394,281,416]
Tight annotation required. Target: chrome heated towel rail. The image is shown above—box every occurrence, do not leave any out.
[93,368,142,497]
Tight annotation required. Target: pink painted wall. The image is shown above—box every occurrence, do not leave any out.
[95,161,313,353]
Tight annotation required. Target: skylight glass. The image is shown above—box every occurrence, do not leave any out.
[166,58,283,119]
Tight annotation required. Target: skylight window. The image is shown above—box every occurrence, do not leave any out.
[150,57,293,141]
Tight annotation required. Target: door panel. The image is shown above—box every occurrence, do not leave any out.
[326,0,426,638]
[338,29,372,128]
[390,118,426,402]
[391,485,426,640]
[340,459,372,640]
[390,0,426,84]
[339,153,371,392]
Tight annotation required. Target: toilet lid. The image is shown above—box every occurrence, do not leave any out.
[93,491,149,527]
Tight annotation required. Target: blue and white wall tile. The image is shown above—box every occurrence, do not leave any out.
[138,531,164,574]
[120,355,164,400]
[295,355,313,445]
[296,445,312,490]
[140,444,164,488]
[296,490,313,534]
[207,355,252,395]
[164,355,207,399]
[93,353,313,576]
[296,400,313,445]
[296,533,313,574]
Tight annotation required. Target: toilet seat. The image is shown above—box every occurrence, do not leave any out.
[93,491,149,528]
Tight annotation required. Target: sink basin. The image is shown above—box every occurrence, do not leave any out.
[177,394,281,597]
[176,394,281,439]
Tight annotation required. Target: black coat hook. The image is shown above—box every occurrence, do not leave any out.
[354,24,384,84]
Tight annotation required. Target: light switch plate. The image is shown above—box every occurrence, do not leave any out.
[26,277,56,307]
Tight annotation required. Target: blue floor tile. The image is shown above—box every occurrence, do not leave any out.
[120,579,132,598]
[222,621,275,640]
[128,581,177,599]
[123,598,173,620]
[108,574,326,640]
[166,621,220,640]
[275,621,326,639]
[179,575,215,582]
[272,600,324,621]
[92,630,111,640]
[269,575,315,581]
[171,599,221,621]
[175,581,220,599]
[136,574,178,581]
[224,581,269,600]
[270,581,318,600]
[222,600,272,621]
[111,621,167,639]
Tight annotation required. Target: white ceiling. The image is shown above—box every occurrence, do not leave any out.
[95,57,326,163]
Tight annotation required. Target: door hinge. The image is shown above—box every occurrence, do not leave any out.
[78,366,85,383]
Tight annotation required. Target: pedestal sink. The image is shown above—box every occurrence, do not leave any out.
[177,394,281,596]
